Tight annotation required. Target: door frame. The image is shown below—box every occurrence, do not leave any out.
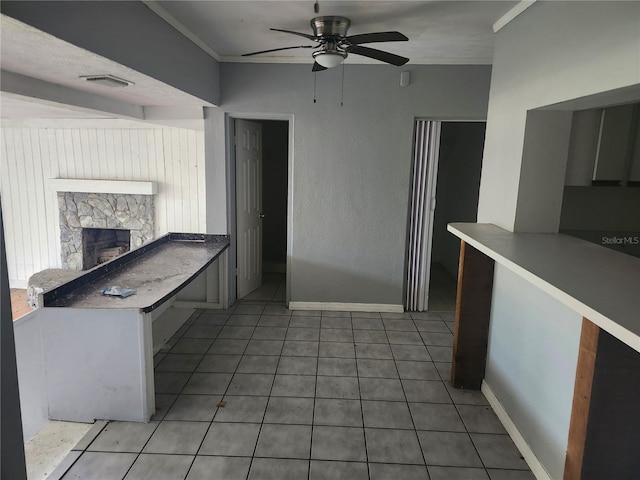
[404,116,486,311]
[225,112,294,305]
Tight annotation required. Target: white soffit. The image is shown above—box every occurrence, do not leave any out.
[0,15,214,108]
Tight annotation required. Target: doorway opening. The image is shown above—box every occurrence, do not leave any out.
[233,118,290,303]
[406,120,486,312]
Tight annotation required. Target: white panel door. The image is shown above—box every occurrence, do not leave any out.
[235,120,263,298]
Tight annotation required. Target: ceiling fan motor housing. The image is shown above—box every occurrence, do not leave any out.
[311,16,351,38]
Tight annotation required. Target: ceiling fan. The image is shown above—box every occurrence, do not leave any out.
[242,15,410,71]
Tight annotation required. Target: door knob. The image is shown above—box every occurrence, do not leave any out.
[259,213,265,219]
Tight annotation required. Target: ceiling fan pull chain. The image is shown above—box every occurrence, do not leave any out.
[313,72,317,104]
[340,62,345,107]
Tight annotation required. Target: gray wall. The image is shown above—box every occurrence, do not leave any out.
[216,63,491,305]
[431,122,485,279]
[1,206,27,479]
[1,1,220,105]
[260,121,288,268]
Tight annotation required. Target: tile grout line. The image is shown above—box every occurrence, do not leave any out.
[56,421,110,479]
[418,311,494,476]
[155,306,237,479]
[180,304,257,479]
[60,305,530,479]
[354,310,377,480]
[83,308,211,479]
[103,308,210,480]
[156,307,230,480]
[307,313,321,480]
[188,318,241,476]
[386,313,429,471]
[245,307,286,480]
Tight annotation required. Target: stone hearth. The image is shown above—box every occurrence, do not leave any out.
[58,192,154,270]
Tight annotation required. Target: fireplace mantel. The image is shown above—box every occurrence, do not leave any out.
[50,178,157,195]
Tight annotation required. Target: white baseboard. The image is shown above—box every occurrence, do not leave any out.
[173,301,223,310]
[481,381,553,480]
[288,302,404,313]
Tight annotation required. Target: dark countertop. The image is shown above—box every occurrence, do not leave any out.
[43,233,230,312]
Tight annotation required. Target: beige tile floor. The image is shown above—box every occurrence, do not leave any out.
[242,273,287,302]
[48,302,535,480]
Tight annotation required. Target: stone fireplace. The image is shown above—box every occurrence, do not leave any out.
[58,192,154,270]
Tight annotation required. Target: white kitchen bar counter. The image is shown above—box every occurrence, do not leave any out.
[447,223,639,480]
[36,233,229,424]
[447,223,640,352]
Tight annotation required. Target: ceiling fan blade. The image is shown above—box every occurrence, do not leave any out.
[242,45,316,57]
[312,62,327,72]
[348,45,409,66]
[270,28,317,41]
[346,31,408,45]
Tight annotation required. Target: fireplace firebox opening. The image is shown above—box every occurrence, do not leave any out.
[82,228,130,270]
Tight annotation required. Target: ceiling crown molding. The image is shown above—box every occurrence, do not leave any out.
[493,0,537,33]
[142,0,221,61]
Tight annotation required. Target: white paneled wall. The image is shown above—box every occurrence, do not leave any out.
[0,125,206,287]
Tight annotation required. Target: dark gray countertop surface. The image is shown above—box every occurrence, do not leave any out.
[44,233,229,312]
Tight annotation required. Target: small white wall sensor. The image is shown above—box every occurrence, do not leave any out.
[400,71,411,87]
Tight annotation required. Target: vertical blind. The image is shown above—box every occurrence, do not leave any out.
[406,120,441,311]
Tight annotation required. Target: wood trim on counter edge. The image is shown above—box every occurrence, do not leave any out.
[563,318,599,480]
[452,240,495,389]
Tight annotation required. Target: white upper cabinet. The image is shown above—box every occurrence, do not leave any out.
[566,104,640,186]
[593,104,638,183]
[628,116,640,182]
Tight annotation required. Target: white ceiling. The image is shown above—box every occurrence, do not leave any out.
[154,0,518,64]
[1,1,520,119]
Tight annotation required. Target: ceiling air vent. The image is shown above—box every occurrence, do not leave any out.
[80,74,134,88]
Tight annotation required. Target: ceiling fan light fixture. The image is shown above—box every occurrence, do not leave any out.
[313,49,347,69]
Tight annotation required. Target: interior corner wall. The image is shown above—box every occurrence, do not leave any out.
[1,123,207,288]
[204,108,228,235]
[219,63,491,305]
[477,1,640,232]
[513,110,573,232]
